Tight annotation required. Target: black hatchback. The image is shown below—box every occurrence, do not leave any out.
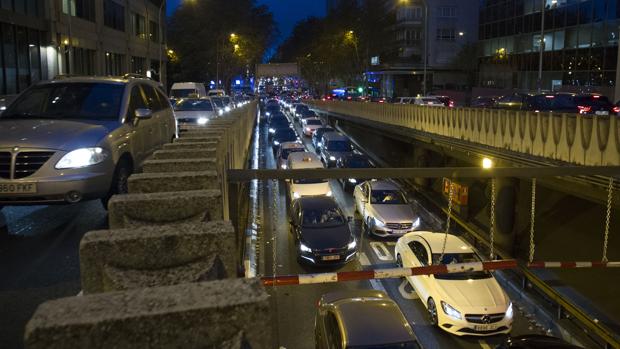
[289,196,357,266]
[336,153,373,191]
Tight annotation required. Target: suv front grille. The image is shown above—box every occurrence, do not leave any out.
[465,313,505,324]
[14,152,55,179]
[0,152,10,179]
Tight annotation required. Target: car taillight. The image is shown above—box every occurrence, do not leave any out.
[449,101,455,107]
[577,105,592,114]
[613,106,620,113]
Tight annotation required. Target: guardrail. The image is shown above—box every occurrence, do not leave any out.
[307,100,620,166]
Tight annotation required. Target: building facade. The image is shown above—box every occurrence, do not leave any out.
[478,0,620,97]
[0,0,166,95]
[368,0,479,98]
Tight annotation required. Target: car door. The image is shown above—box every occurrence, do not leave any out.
[406,240,432,302]
[126,84,151,166]
[141,84,167,150]
[155,87,176,140]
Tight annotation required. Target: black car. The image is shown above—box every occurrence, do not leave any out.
[336,153,373,190]
[294,104,310,119]
[496,335,584,349]
[315,290,420,349]
[272,128,299,152]
[299,110,319,126]
[312,126,335,153]
[523,93,618,115]
[471,96,498,108]
[290,197,357,266]
[320,132,354,168]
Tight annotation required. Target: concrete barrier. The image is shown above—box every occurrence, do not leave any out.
[24,278,271,349]
[128,171,219,194]
[152,148,217,160]
[108,190,222,229]
[142,158,218,173]
[79,221,237,294]
[163,141,218,151]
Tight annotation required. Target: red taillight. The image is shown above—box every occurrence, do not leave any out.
[347,96,352,100]
[449,101,455,107]
[613,106,620,113]
[593,95,601,99]
[379,99,385,103]
[577,105,592,114]
[545,95,555,99]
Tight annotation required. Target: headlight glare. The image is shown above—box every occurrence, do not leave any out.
[329,156,336,161]
[299,243,312,253]
[293,192,301,199]
[56,147,108,169]
[197,117,208,125]
[506,302,513,319]
[441,301,462,320]
[348,240,357,250]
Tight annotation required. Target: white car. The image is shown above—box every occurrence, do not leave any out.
[173,98,216,126]
[394,232,513,336]
[302,117,324,137]
[353,180,420,237]
[413,97,445,107]
[277,142,306,169]
[287,152,332,200]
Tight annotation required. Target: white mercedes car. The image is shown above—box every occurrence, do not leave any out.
[394,232,513,336]
[353,180,420,237]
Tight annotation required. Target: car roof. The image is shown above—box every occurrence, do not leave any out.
[288,152,322,169]
[409,231,473,253]
[46,76,133,85]
[280,142,305,150]
[367,180,400,191]
[322,132,348,141]
[297,196,338,210]
[334,297,414,346]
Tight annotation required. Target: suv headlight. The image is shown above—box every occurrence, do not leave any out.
[56,147,108,169]
[329,156,336,161]
[441,301,462,320]
[299,243,312,253]
[348,240,357,250]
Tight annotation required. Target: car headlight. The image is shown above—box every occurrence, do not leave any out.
[374,218,386,228]
[306,127,311,132]
[218,110,224,116]
[441,301,462,320]
[269,128,276,133]
[329,156,336,161]
[197,117,208,125]
[505,302,513,319]
[326,191,333,197]
[412,217,421,229]
[317,142,322,147]
[266,112,271,116]
[274,141,280,146]
[225,106,231,112]
[281,164,287,169]
[348,178,357,184]
[348,240,357,250]
[56,147,108,169]
[293,192,301,199]
[299,243,312,253]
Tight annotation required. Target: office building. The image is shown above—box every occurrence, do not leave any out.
[0,0,167,95]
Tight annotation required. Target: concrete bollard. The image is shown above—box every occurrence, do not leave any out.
[127,171,219,194]
[142,158,217,173]
[163,141,218,150]
[79,221,237,294]
[152,148,217,160]
[25,278,272,349]
[174,136,221,144]
[108,190,222,229]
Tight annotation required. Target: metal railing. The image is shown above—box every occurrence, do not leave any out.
[307,100,620,166]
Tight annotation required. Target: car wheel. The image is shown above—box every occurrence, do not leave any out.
[427,298,438,326]
[101,160,132,210]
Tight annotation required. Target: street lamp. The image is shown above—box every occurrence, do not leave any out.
[158,0,166,84]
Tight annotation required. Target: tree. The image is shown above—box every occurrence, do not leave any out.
[167,0,276,90]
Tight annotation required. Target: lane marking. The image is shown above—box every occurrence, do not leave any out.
[360,252,388,294]
[359,252,371,266]
[398,279,419,300]
[478,340,492,349]
[370,241,394,261]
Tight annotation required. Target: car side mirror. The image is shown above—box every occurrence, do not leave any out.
[135,108,153,119]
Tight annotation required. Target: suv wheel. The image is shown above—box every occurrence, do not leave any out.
[101,160,132,210]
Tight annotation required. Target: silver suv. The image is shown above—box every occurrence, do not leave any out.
[0,76,177,209]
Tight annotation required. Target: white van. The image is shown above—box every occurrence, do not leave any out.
[287,152,332,200]
[170,82,207,99]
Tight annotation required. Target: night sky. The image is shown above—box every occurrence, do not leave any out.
[166,0,326,57]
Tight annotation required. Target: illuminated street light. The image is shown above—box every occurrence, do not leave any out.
[482,157,494,169]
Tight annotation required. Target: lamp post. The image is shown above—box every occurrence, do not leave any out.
[158,0,166,84]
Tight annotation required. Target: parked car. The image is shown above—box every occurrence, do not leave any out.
[277,142,306,170]
[413,96,445,107]
[471,96,498,108]
[289,196,356,266]
[312,126,335,153]
[0,76,177,209]
[272,128,299,153]
[170,82,207,99]
[353,180,420,237]
[496,335,584,349]
[209,96,226,116]
[336,153,373,191]
[394,231,513,336]
[320,132,354,168]
[268,116,292,140]
[294,104,310,119]
[173,98,216,126]
[315,290,420,349]
[302,117,324,137]
[286,152,331,199]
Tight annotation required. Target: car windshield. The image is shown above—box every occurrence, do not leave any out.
[223,97,231,104]
[371,190,407,205]
[275,129,297,139]
[211,98,224,107]
[432,253,492,280]
[2,83,124,120]
[281,148,304,159]
[302,207,344,227]
[327,140,352,151]
[170,89,195,98]
[306,119,322,126]
[174,99,214,111]
[348,342,418,349]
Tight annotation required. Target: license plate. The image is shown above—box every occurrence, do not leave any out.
[473,324,496,332]
[596,111,609,115]
[0,182,37,194]
[322,255,340,261]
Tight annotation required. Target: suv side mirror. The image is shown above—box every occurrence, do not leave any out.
[135,108,153,119]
